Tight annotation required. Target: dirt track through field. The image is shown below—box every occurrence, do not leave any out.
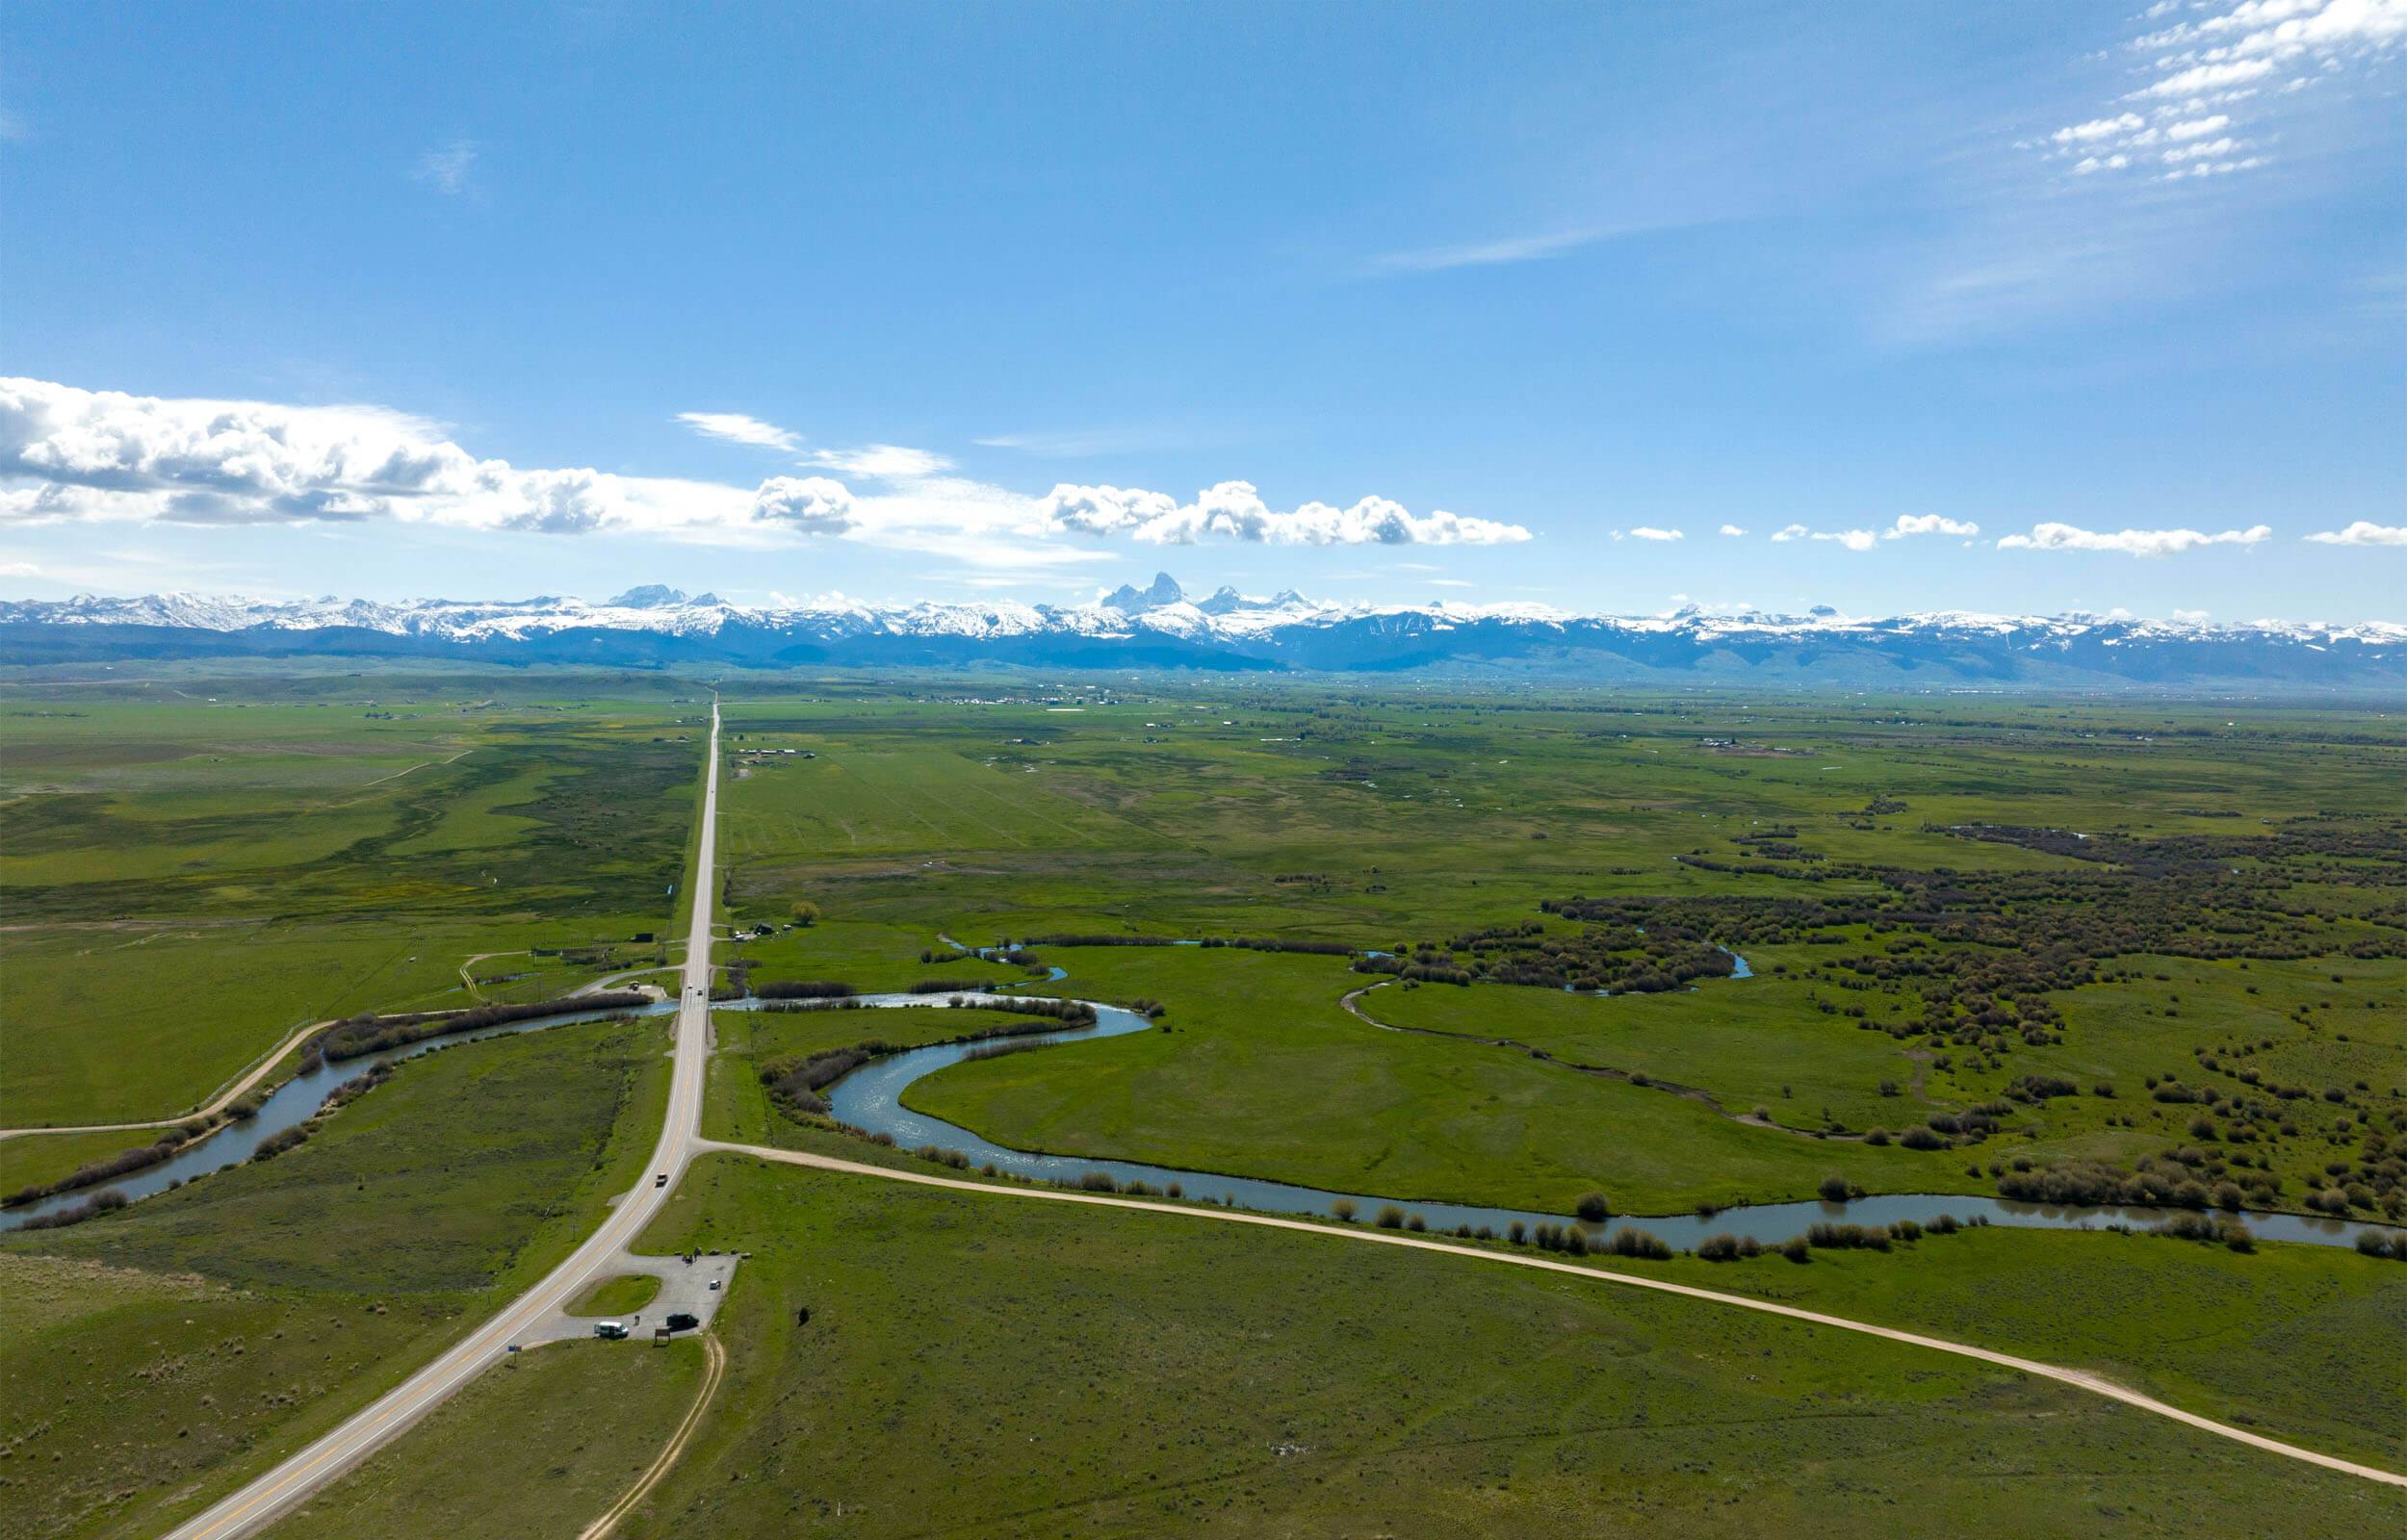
[702,1136,2407,1492]
[577,1332,726,1540]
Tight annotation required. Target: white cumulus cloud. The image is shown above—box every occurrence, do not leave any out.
[2034,0,2405,186]
[2053,113,2144,143]
[1628,526,1684,541]
[749,476,857,534]
[1885,513,1980,539]
[1718,523,1747,537]
[0,376,800,543]
[1997,521,2273,556]
[0,377,1544,561]
[1770,523,1876,551]
[2303,520,2407,546]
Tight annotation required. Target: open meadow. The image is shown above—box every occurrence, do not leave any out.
[0,676,703,1132]
[0,1013,673,1540]
[4,673,2403,1540]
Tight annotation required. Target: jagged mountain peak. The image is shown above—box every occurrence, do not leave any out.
[1102,572,1185,612]
[608,584,690,609]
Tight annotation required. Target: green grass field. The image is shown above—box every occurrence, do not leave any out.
[261,1339,709,1540]
[7,675,2404,1538]
[0,1014,671,1540]
[568,1272,664,1317]
[594,1154,2404,1537]
[905,945,1975,1213]
[697,689,2402,1224]
[0,683,700,1124]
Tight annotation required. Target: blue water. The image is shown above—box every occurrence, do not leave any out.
[823,997,2391,1252]
[0,999,682,1230]
[9,961,2394,1255]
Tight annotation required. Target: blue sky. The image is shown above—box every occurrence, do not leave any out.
[3,1,2401,620]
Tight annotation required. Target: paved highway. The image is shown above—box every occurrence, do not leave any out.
[161,701,725,1540]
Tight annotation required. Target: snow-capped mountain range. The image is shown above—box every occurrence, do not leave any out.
[3,577,2401,688]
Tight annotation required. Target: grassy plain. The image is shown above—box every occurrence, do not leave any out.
[908,946,1959,1213]
[710,686,2405,1221]
[261,1340,709,1540]
[589,1154,2406,1537]
[0,1014,670,1540]
[1599,1222,2407,1470]
[0,679,702,1124]
[8,674,2406,1536]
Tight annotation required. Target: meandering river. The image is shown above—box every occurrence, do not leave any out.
[4,966,2391,1253]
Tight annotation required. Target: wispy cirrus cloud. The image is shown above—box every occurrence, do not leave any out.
[1364,227,1605,274]
[677,411,800,450]
[410,140,479,196]
[676,410,948,478]
[1997,521,2272,556]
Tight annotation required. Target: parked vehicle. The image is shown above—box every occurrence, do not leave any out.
[594,1321,629,1340]
[664,1311,699,1332]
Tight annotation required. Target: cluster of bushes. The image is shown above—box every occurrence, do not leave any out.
[1022,933,1356,957]
[1997,1153,2262,1211]
[1694,1213,1972,1263]
[250,1123,311,1162]
[978,996,1097,1026]
[908,978,996,994]
[758,996,867,1014]
[1807,1220,1910,1251]
[2355,1229,2407,1261]
[2006,1074,2081,1104]
[319,1061,394,1114]
[2151,1212,2256,1251]
[759,1005,1099,1119]
[1377,917,1739,995]
[309,992,645,1064]
[753,979,856,1000]
[759,1041,902,1116]
[1695,1232,1763,1260]
[1196,937,1352,955]
[13,1188,129,1231]
[1351,954,1473,986]
[4,1131,184,1207]
[1051,1168,1187,1199]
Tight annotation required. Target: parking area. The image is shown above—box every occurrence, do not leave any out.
[523,1249,741,1345]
